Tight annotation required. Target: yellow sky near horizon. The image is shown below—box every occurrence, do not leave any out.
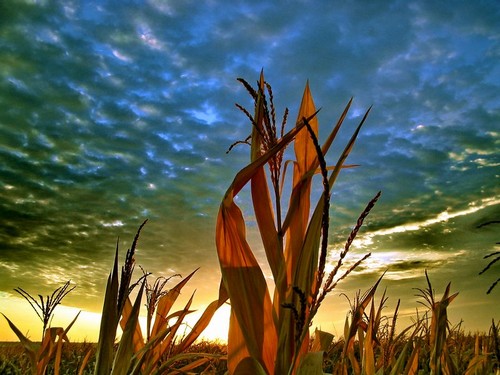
[0,294,231,343]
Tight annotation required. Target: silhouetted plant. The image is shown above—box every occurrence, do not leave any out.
[14,280,75,340]
[2,281,80,375]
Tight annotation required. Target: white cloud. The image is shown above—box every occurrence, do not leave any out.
[354,196,500,249]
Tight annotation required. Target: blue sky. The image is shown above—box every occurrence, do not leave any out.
[0,0,498,341]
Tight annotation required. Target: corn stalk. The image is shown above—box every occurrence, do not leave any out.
[216,71,378,374]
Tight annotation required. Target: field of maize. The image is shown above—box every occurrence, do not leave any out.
[1,74,498,374]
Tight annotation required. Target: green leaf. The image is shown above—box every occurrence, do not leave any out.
[296,351,325,375]
[111,280,145,375]
[233,356,268,375]
[94,247,120,375]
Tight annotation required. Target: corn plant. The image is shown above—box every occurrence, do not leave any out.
[13,280,76,341]
[336,284,422,375]
[1,312,80,375]
[379,301,421,375]
[333,275,384,375]
[117,270,228,374]
[92,220,228,375]
[92,219,147,375]
[463,320,500,375]
[215,71,379,374]
[414,271,459,375]
[2,280,79,375]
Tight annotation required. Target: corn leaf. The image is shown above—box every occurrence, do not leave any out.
[139,291,197,374]
[54,311,80,375]
[78,349,93,375]
[174,356,212,373]
[177,280,229,351]
[227,308,252,374]
[53,329,65,375]
[94,246,120,375]
[233,356,268,375]
[284,103,372,336]
[39,324,75,375]
[120,297,145,354]
[294,81,319,176]
[321,97,352,156]
[389,340,410,375]
[1,313,38,371]
[164,292,197,357]
[310,329,334,352]
[464,354,488,375]
[403,344,419,375]
[37,328,63,375]
[296,351,325,375]
[346,272,385,346]
[154,352,226,374]
[216,200,277,374]
[129,323,175,375]
[344,273,385,375]
[111,280,145,375]
[278,83,320,372]
[362,302,376,375]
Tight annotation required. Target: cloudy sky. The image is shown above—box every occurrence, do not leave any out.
[0,0,498,342]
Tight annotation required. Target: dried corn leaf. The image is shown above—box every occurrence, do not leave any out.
[120,297,145,354]
[362,303,376,375]
[217,200,277,374]
[310,329,334,352]
[111,280,145,375]
[294,82,319,176]
[178,279,229,351]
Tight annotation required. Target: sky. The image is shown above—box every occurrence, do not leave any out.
[0,0,498,342]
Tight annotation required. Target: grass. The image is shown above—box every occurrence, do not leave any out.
[1,73,499,374]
